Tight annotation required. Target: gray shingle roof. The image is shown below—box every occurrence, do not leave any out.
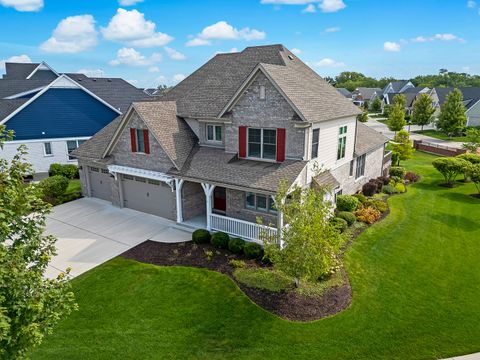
[337,88,352,98]
[0,99,29,120]
[354,122,389,156]
[71,115,123,160]
[168,146,307,193]
[313,171,340,189]
[132,101,197,170]
[354,87,382,100]
[163,44,359,121]
[433,87,480,110]
[0,79,50,99]
[2,63,39,79]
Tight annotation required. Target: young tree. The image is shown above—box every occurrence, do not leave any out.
[411,93,435,131]
[432,157,469,187]
[467,163,480,195]
[261,184,345,286]
[387,95,406,135]
[392,130,415,165]
[357,110,369,123]
[370,96,382,113]
[437,89,467,137]
[0,126,77,359]
[462,128,480,153]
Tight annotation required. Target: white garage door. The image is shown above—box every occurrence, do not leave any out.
[122,175,175,219]
[89,167,111,201]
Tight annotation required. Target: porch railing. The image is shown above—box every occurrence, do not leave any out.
[383,150,392,164]
[210,213,277,243]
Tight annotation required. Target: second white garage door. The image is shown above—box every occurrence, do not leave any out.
[122,175,175,220]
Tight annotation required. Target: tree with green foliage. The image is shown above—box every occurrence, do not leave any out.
[357,110,369,123]
[0,126,77,359]
[462,128,480,153]
[411,93,435,131]
[370,96,382,113]
[261,184,345,286]
[467,163,480,195]
[432,157,469,187]
[387,95,406,134]
[392,130,415,165]
[437,89,467,137]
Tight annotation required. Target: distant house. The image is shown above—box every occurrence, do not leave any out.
[384,86,430,114]
[142,88,157,96]
[337,88,352,100]
[429,87,480,127]
[351,87,383,107]
[0,61,148,174]
[382,80,415,96]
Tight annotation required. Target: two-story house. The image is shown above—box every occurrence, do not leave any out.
[0,61,148,174]
[73,45,390,242]
[429,87,480,127]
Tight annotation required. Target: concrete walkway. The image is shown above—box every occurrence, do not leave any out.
[442,353,480,360]
[45,197,192,279]
[365,116,464,149]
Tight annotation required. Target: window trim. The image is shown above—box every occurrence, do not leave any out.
[311,128,319,159]
[355,154,366,180]
[135,129,146,153]
[206,124,222,143]
[245,192,277,214]
[43,142,53,157]
[247,127,277,161]
[259,85,266,100]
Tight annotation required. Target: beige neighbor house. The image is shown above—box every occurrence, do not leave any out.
[73,45,391,242]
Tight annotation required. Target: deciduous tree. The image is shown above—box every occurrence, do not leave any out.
[392,130,415,165]
[387,95,406,134]
[411,93,435,131]
[437,89,467,137]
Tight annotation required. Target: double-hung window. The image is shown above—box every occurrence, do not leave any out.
[43,142,53,156]
[311,128,319,159]
[355,154,366,179]
[206,124,222,142]
[135,129,145,153]
[248,128,276,160]
[246,192,276,213]
[337,125,347,160]
[67,140,86,160]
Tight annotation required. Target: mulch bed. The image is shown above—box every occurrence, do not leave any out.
[121,240,352,322]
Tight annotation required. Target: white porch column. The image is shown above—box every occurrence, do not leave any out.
[201,183,216,231]
[275,195,285,249]
[175,178,185,223]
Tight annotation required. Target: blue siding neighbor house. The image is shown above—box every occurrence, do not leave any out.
[0,62,147,173]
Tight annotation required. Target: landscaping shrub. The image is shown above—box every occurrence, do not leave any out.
[228,237,245,254]
[330,217,348,232]
[405,171,420,183]
[382,184,397,195]
[228,259,246,268]
[210,232,230,248]
[457,153,480,164]
[337,211,356,226]
[40,175,69,200]
[395,183,406,193]
[373,200,388,213]
[432,157,469,186]
[389,166,406,179]
[336,195,359,212]
[354,207,381,224]
[243,242,264,260]
[192,229,211,244]
[370,178,384,193]
[377,176,390,185]
[353,193,367,203]
[362,182,377,196]
[49,163,79,179]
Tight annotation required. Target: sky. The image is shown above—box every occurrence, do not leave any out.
[0,0,479,88]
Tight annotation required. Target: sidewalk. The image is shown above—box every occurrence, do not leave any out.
[365,116,464,149]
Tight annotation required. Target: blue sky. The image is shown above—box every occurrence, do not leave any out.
[0,0,478,87]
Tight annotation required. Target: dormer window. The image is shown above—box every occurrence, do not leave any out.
[206,124,222,142]
[259,85,266,100]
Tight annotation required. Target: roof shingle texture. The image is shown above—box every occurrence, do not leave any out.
[132,101,197,170]
[169,146,307,193]
[354,122,389,156]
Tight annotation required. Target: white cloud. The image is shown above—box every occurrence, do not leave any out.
[77,68,105,77]
[118,0,143,5]
[412,36,428,43]
[126,79,139,86]
[467,0,476,8]
[40,15,98,53]
[109,47,162,66]
[315,58,345,67]
[319,0,346,12]
[164,46,186,60]
[155,75,166,84]
[261,0,318,4]
[148,66,159,72]
[0,54,32,70]
[411,33,465,43]
[186,21,266,46]
[101,8,173,48]
[302,4,316,12]
[291,48,301,54]
[0,0,43,11]
[230,47,238,52]
[383,41,401,52]
[324,26,340,33]
[172,74,186,83]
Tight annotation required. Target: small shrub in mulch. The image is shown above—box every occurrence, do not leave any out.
[192,229,211,244]
[228,237,245,254]
[211,232,230,248]
[243,242,263,259]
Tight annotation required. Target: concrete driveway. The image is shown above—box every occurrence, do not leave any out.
[45,198,192,279]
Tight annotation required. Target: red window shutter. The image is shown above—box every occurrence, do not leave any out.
[239,126,247,158]
[143,129,150,154]
[130,128,137,152]
[276,128,286,162]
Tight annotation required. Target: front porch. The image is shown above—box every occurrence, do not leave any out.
[175,179,278,243]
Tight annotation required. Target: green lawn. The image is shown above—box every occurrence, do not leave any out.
[65,179,81,195]
[413,129,468,142]
[31,151,480,360]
